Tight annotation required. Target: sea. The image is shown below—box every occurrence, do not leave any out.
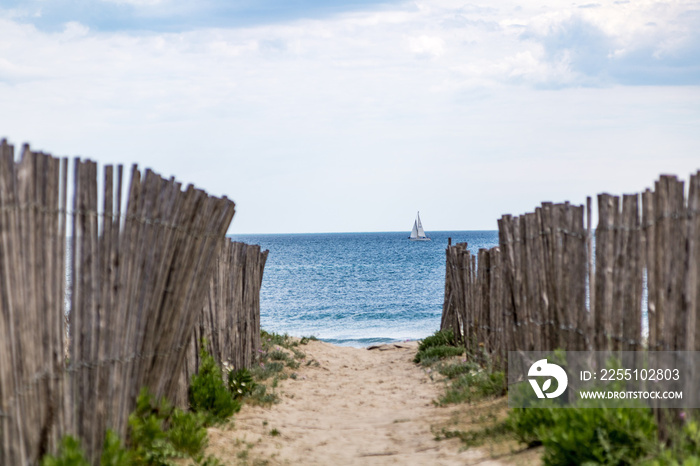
[228,231,499,348]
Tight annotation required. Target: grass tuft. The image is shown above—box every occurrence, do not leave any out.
[438,369,506,405]
[414,345,464,364]
[299,335,318,345]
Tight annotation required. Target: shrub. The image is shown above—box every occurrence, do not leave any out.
[166,409,208,458]
[542,405,656,466]
[507,404,557,447]
[418,329,456,352]
[41,436,89,466]
[506,351,670,465]
[508,399,657,465]
[644,420,700,465]
[101,429,133,466]
[129,388,213,465]
[128,389,184,465]
[43,389,216,466]
[189,348,241,423]
[228,368,256,399]
[505,379,560,446]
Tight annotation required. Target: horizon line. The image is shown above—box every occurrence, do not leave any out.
[227,229,500,236]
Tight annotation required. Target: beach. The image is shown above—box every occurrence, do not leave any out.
[205,340,541,465]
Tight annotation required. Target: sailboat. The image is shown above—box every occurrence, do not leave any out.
[408,211,431,241]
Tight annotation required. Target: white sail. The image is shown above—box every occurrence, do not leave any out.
[409,211,430,241]
[410,220,419,239]
[416,212,426,238]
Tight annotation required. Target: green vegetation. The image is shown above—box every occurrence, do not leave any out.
[129,389,211,465]
[299,335,318,345]
[43,389,217,466]
[246,383,279,406]
[251,361,286,381]
[413,329,465,365]
[260,330,297,348]
[290,347,306,360]
[416,333,699,465]
[507,399,697,465]
[508,401,657,465]
[437,360,476,379]
[413,345,465,365]
[415,330,504,406]
[41,436,90,466]
[164,408,209,458]
[418,328,456,350]
[269,349,300,369]
[505,354,698,465]
[644,420,700,465]
[430,396,513,453]
[100,430,132,466]
[189,347,242,423]
[228,367,256,399]
[41,331,312,466]
[506,398,559,447]
[439,365,506,405]
[246,329,311,405]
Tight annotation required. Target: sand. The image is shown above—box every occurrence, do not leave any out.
[206,340,540,465]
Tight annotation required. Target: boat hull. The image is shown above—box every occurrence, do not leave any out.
[408,237,431,241]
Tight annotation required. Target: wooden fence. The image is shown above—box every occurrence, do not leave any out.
[176,240,268,406]
[0,139,266,464]
[441,172,700,366]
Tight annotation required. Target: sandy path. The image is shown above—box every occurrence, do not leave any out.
[207,340,515,465]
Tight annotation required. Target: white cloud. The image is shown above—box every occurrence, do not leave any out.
[0,57,43,83]
[0,1,698,233]
[62,21,90,39]
[0,6,43,21]
[408,35,444,57]
[519,1,700,84]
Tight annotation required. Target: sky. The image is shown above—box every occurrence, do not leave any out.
[1,0,699,234]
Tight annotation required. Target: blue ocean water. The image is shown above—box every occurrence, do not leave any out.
[228,231,499,347]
